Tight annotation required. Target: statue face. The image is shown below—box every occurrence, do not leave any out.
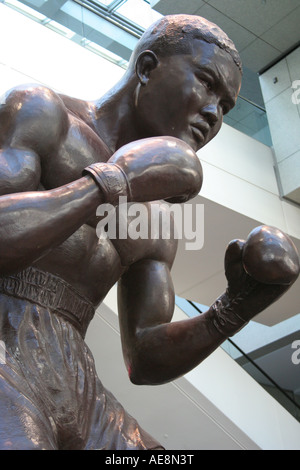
[135,39,242,151]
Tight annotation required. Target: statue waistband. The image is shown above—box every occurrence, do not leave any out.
[0,267,95,338]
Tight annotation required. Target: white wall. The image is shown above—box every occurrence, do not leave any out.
[198,122,300,241]
[260,47,300,204]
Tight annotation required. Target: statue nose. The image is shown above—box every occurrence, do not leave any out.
[201,104,219,127]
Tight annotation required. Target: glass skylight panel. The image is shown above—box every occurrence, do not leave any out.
[83,40,129,68]
[116,0,162,30]
[4,0,46,21]
[43,20,75,39]
[95,0,115,6]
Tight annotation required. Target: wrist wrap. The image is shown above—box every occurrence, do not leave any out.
[210,294,248,337]
[83,163,130,206]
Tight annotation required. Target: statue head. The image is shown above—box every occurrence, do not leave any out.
[129,14,242,151]
[129,14,242,73]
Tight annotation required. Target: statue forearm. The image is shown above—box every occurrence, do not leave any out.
[125,280,290,386]
[127,300,238,386]
[0,176,103,275]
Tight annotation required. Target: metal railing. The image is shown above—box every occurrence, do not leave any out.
[224,95,273,147]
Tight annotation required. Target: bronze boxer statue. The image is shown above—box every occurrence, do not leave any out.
[0,14,298,449]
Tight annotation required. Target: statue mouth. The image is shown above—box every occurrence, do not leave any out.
[190,122,209,145]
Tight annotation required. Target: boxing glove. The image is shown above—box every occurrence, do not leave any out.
[83,136,203,205]
[222,225,299,322]
[209,226,299,336]
[242,225,299,285]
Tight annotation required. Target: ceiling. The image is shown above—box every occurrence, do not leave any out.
[152,0,300,74]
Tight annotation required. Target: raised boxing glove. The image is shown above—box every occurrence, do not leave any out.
[83,136,203,205]
[206,225,300,337]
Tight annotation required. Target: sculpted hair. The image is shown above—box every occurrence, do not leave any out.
[129,14,242,73]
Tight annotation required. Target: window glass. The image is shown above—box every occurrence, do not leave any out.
[96,0,114,6]
[116,0,162,29]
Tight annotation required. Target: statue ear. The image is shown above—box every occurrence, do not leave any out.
[135,50,159,85]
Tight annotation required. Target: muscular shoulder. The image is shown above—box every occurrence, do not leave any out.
[59,93,95,127]
[0,84,69,156]
[106,201,178,268]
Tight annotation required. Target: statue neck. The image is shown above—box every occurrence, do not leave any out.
[93,75,141,153]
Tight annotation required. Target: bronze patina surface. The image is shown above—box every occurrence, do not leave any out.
[0,14,298,449]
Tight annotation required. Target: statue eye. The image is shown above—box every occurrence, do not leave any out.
[202,79,213,91]
[197,75,213,91]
